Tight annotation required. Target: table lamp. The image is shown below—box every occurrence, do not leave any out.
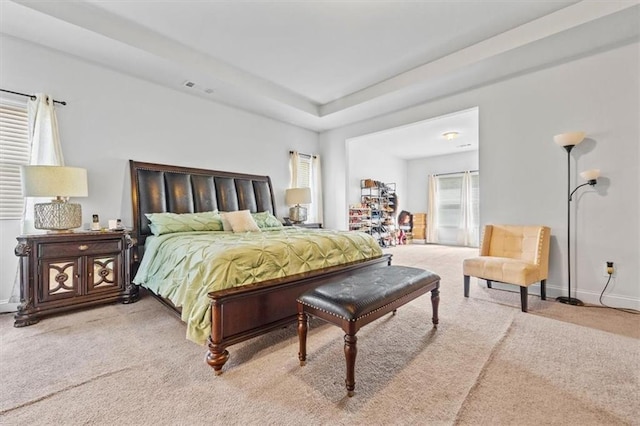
[21,165,88,232]
[285,187,311,224]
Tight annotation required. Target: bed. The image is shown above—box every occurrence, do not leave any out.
[129,160,391,373]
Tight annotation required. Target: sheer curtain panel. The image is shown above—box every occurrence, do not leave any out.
[289,151,323,224]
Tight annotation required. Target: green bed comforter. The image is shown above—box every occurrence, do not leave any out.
[133,227,383,344]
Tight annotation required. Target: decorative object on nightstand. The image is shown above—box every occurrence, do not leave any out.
[286,187,311,224]
[13,230,139,327]
[554,131,600,306]
[21,165,88,232]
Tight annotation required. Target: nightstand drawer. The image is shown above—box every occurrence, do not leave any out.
[39,240,122,258]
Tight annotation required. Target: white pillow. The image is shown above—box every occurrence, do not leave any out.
[220,214,232,231]
[223,210,261,233]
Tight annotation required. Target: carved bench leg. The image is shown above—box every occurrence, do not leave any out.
[431,286,440,327]
[205,338,230,375]
[344,334,357,397]
[298,311,308,366]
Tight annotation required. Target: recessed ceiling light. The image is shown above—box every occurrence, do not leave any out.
[443,131,460,140]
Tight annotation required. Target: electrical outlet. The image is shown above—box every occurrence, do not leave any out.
[603,261,615,277]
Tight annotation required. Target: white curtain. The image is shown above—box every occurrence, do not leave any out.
[11,94,65,304]
[28,94,64,166]
[288,150,323,224]
[310,155,323,224]
[24,93,65,232]
[458,171,472,246]
[289,151,299,188]
[426,174,438,243]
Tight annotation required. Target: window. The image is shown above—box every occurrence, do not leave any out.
[289,151,322,224]
[0,100,29,219]
[293,154,312,188]
[434,171,479,246]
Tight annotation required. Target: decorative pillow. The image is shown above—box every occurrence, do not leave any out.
[220,214,232,231]
[251,211,283,229]
[145,211,223,235]
[222,210,261,233]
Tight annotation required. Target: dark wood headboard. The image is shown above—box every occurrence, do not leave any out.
[129,160,277,248]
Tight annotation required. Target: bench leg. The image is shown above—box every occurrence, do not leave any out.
[298,311,308,366]
[344,334,357,397]
[520,287,528,312]
[431,287,440,327]
[486,280,493,289]
[464,275,470,297]
[540,279,547,300]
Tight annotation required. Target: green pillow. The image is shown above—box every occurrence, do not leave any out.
[145,210,223,235]
[251,211,283,229]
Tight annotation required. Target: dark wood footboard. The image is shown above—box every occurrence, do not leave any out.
[206,254,392,374]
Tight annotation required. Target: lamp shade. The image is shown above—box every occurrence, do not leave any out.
[554,132,586,147]
[285,187,311,205]
[579,169,600,181]
[21,166,88,198]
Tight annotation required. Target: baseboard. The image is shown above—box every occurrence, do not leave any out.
[0,300,18,314]
[477,281,640,311]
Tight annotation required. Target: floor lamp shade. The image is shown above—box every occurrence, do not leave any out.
[554,131,585,147]
[286,187,311,223]
[21,166,88,231]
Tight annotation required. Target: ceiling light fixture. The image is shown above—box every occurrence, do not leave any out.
[443,131,459,140]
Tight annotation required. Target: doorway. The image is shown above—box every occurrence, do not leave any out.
[346,106,479,247]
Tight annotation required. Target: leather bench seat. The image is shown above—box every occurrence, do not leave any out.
[296,265,440,396]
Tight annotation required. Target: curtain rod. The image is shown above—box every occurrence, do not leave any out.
[434,170,479,177]
[289,150,316,159]
[0,89,67,106]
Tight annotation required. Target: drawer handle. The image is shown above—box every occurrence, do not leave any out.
[78,245,89,251]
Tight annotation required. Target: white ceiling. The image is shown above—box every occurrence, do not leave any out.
[1,0,639,157]
[350,107,479,160]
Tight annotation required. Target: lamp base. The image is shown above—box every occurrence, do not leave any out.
[289,205,308,223]
[34,201,82,231]
[556,296,584,306]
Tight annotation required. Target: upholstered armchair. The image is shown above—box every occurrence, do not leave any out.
[463,225,551,312]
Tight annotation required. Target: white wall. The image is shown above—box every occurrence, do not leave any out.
[0,35,318,311]
[406,150,479,213]
[346,137,406,214]
[320,42,639,309]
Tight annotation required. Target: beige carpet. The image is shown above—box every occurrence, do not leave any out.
[1,244,638,425]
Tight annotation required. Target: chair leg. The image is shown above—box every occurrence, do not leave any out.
[520,287,528,312]
[486,280,493,289]
[464,275,470,297]
[540,279,546,300]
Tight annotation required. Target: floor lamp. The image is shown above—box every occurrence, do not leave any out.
[554,132,600,306]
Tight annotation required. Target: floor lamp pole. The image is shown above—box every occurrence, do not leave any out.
[557,145,584,306]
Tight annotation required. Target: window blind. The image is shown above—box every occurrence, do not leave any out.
[296,155,311,188]
[0,101,29,219]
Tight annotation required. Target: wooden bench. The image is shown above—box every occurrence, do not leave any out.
[296,265,440,396]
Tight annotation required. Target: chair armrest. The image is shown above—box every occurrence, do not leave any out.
[480,225,493,256]
[534,226,551,279]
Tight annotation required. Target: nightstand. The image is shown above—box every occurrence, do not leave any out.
[14,230,139,327]
[295,223,323,229]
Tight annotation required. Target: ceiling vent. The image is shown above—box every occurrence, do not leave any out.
[182,80,214,95]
